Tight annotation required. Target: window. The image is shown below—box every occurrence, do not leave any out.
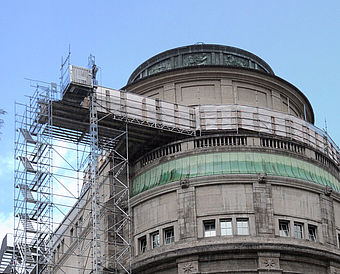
[61,239,64,255]
[294,222,303,239]
[75,221,79,237]
[151,231,160,248]
[220,219,232,236]
[204,220,216,237]
[236,218,249,235]
[308,225,317,242]
[57,245,60,259]
[70,227,74,243]
[338,233,340,248]
[78,216,83,233]
[164,227,174,244]
[279,220,290,237]
[139,236,147,253]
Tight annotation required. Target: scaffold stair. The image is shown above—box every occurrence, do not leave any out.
[18,184,36,203]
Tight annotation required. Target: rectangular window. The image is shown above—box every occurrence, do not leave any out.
[70,227,74,243]
[204,220,216,237]
[220,219,232,236]
[139,236,147,253]
[338,233,340,248]
[279,220,290,237]
[75,222,78,237]
[61,239,64,255]
[151,231,160,248]
[308,225,317,242]
[79,216,83,233]
[236,218,249,235]
[294,222,304,239]
[164,227,175,244]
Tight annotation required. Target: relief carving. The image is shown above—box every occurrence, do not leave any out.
[182,262,194,273]
[223,54,248,67]
[183,53,209,66]
[148,59,172,75]
[180,178,190,189]
[263,258,277,269]
[259,257,279,270]
[324,185,333,196]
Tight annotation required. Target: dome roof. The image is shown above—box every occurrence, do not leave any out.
[127,44,274,84]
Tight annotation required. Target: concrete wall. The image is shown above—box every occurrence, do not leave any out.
[131,174,340,273]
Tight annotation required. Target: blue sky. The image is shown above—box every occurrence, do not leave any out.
[0,0,339,240]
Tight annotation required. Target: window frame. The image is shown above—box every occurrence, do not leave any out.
[236,218,249,235]
[151,231,160,248]
[203,220,216,237]
[220,218,233,236]
[308,224,317,242]
[279,220,290,237]
[139,236,147,254]
[163,227,175,244]
[294,222,304,239]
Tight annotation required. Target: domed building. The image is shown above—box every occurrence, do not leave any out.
[17,44,339,274]
[125,44,340,274]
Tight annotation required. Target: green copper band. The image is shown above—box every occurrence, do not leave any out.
[132,152,340,196]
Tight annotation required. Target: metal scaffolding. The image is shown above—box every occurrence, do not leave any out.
[14,54,133,273]
[14,82,57,273]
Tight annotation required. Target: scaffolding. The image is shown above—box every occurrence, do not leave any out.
[14,55,133,273]
[14,82,57,273]
[14,49,340,274]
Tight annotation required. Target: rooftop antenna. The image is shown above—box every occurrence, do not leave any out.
[324,118,328,133]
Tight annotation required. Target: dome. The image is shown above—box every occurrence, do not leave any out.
[127,44,274,85]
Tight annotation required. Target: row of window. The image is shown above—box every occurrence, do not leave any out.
[138,218,249,254]
[54,216,84,261]
[137,220,340,255]
[139,227,174,253]
[203,218,249,237]
[279,220,317,241]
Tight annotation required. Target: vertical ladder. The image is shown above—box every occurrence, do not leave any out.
[90,89,102,273]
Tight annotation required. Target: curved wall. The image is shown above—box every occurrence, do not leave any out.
[128,45,340,274]
[125,67,315,123]
[131,171,340,273]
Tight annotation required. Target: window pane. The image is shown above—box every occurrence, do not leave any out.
[152,232,160,248]
[279,221,289,237]
[308,225,317,241]
[204,220,216,237]
[164,227,174,244]
[221,219,232,236]
[294,223,303,239]
[237,219,249,235]
[139,237,147,253]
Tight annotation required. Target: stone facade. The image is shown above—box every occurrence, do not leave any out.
[128,45,340,274]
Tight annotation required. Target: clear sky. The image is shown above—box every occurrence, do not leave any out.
[0,0,339,242]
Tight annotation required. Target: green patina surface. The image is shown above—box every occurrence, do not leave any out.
[131,152,340,196]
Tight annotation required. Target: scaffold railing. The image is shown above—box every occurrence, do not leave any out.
[14,82,58,273]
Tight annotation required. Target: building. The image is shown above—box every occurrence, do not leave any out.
[12,44,340,274]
